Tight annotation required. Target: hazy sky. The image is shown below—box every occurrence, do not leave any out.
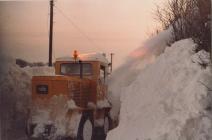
[0,0,163,69]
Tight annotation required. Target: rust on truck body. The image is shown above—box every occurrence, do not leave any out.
[32,75,97,108]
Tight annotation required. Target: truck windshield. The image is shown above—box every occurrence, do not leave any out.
[60,63,92,75]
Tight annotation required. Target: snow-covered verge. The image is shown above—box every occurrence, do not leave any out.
[107,38,212,140]
[0,54,54,140]
[0,55,31,140]
[23,65,55,76]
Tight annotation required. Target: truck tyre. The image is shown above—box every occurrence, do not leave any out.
[77,114,94,140]
[25,118,33,137]
[103,115,112,135]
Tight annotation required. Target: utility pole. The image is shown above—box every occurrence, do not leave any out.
[110,53,114,73]
[48,0,54,66]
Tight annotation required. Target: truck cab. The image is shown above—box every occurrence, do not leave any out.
[27,52,112,140]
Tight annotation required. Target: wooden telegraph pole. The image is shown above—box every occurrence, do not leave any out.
[48,0,54,66]
[110,53,114,73]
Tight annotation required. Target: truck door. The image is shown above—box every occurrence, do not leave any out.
[98,65,108,99]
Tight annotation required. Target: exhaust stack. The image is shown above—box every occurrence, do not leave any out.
[79,60,83,79]
[110,53,114,73]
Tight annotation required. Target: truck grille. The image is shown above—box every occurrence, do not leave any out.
[68,81,90,108]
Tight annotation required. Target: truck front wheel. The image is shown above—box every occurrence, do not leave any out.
[103,115,112,135]
[77,115,93,140]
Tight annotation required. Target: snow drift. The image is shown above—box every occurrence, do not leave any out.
[0,54,54,140]
[108,29,172,121]
[107,38,212,140]
[0,56,31,140]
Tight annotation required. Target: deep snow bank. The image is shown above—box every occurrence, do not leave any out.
[108,29,172,121]
[0,54,54,140]
[0,56,31,140]
[107,39,212,140]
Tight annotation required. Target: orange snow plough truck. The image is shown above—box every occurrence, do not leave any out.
[26,52,112,140]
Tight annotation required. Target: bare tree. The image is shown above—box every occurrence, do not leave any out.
[155,0,211,52]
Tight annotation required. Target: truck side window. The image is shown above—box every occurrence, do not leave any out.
[100,65,105,83]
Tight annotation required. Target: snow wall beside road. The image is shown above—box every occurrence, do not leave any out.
[0,54,54,140]
[108,29,172,121]
[107,38,212,140]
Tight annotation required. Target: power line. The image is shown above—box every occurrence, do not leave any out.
[54,5,101,49]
